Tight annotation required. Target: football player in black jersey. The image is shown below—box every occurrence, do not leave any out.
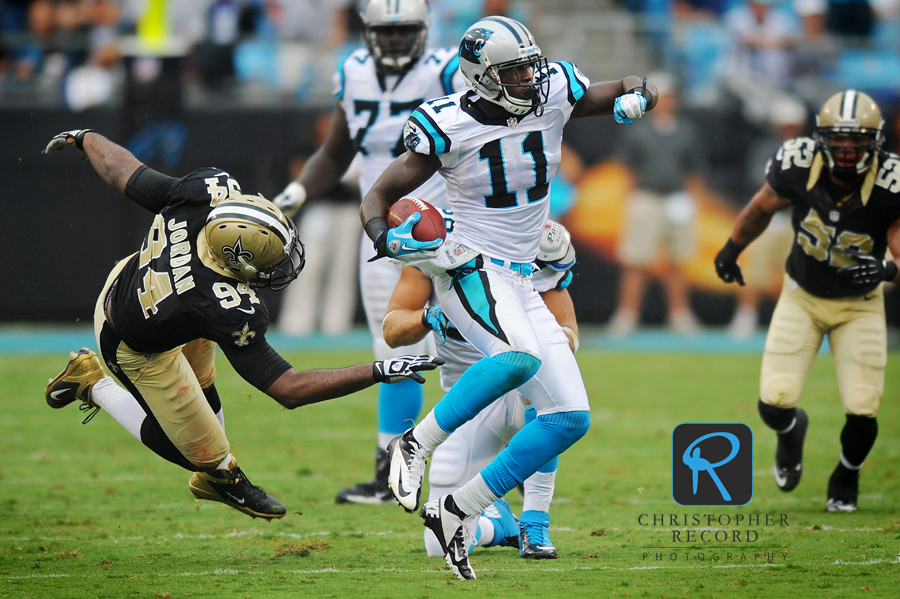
[41,129,443,520]
[714,90,900,512]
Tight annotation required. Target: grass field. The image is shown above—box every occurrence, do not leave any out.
[2,349,898,598]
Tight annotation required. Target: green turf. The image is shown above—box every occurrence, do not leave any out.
[2,351,898,598]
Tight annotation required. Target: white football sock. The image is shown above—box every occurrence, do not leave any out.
[453,474,500,519]
[216,453,234,470]
[413,410,450,454]
[90,377,145,441]
[523,470,557,513]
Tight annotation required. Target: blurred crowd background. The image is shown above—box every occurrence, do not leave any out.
[3,0,900,337]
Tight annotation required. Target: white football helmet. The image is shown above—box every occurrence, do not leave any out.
[204,194,305,290]
[360,0,430,74]
[458,16,549,116]
[537,221,576,271]
[815,89,884,178]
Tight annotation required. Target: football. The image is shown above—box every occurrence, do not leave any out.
[387,197,447,242]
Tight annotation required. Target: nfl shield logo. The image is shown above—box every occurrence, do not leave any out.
[829,210,840,222]
[507,117,518,128]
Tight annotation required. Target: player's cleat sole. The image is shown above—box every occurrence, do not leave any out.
[335,448,393,504]
[387,429,428,513]
[420,495,476,580]
[519,510,557,559]
[825,463,859,513]
[774,409,808,492]
[189,457,286,520]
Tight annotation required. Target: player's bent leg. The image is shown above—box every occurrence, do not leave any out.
[480,410,590,502]
[388,352,540,513]
[825,296,885,512]
[759,281,822,492]
[188,455,287,520]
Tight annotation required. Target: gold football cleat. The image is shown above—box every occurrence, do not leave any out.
[45,347,106,419]
[189,456,287,520]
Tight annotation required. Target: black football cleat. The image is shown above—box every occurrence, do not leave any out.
[189,456,286,520]
[335,447,393,504]
[825,463,859,512]
[773,409,808,492]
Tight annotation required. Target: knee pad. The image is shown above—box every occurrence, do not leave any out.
[493,351,542,389]
[843,386,881,417]
[760,377,801,408]
[539,410,591,449]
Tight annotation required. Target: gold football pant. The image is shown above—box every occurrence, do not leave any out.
[94,254,229,471]
[760,275,886,417]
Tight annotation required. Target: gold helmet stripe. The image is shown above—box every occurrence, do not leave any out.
[208,205,292,245]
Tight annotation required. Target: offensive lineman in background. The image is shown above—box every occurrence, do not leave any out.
[384,219,579,559]
[715,90,900,512]
[273,0,466,505]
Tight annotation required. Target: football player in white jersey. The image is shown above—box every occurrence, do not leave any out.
[360,16,657,579]
[273,0,466,505]
[384,218,579,560]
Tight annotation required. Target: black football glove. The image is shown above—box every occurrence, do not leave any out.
[837,251,900,287]
[42,129,96,161]
[373,355,445,384]
[714,238,746,286]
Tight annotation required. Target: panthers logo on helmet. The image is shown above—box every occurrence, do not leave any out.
[222,237,254,269]
[459,28,492,65]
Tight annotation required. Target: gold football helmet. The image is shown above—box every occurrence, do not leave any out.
[204,194,305,290]
[815,90,884,177]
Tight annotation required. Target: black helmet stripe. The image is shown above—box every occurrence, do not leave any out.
[482,16,524,44]
[840,90,858,122]
[208,204,291,245]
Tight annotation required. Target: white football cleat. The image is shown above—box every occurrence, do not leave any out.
[420,495,476,580]
[386,428,428,512]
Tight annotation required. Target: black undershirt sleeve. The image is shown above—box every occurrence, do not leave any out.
[125,165,181,213]
[219,339,293,392]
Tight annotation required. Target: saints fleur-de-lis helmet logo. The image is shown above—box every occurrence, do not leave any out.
[221,236,254,270]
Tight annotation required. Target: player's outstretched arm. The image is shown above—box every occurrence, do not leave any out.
[571,75,658,120]
[42,130,143,194]
[383,266,438,348]
[274,103,358,217]
[715,183,791,286]
[265,355,444,409]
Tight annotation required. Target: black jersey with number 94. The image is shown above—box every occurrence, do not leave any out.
[106,166,291,390]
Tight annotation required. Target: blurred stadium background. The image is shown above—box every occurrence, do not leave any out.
[3,0,900,338]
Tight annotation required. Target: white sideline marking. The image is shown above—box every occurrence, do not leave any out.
[7,559,898,581]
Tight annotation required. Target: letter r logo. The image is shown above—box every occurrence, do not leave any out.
[673,423,753,506]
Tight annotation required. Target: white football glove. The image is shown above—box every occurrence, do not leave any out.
[273,181,307,218]
[613,94,647,125]
[373,355,445,384]
[42,129,95,161]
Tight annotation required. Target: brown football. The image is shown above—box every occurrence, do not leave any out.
[387,197,447,242]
